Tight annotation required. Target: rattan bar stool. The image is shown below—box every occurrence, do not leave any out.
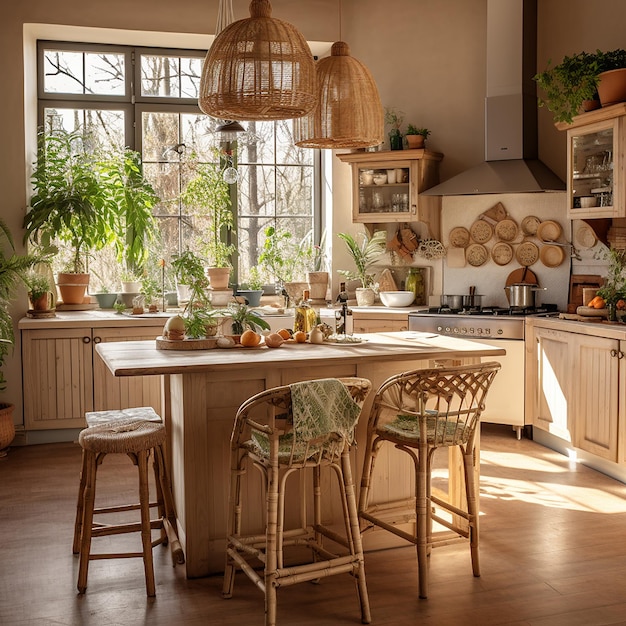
[72,407,162,555]
[222,377,372,626]
[358,362,500,599]
[74,418,184,596]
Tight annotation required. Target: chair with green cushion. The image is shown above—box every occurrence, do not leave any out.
[222,377,372,626]
[358,362,501,599]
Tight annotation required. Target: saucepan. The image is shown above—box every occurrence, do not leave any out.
[440,294,464,310]
[504,283,546,308]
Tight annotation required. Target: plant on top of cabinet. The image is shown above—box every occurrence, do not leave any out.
[385,107,404,150]
[534,49,626,124]
[405,125,430,149]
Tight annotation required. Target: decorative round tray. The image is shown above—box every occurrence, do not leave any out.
[575,224,598,248]
[516,241,539,266]
[491,242,514,266]
[521,215,541,236]
[537,220,563,242]
[494,218,518,242]
[466,243,489,267]
[469,220,493,244]
[540,244,566,267]
[449,226,471,248]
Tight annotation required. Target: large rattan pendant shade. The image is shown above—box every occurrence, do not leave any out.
[294,41,383,149]
[199,0,317,121]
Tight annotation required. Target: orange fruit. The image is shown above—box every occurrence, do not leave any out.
[593,297,606,309]
[240,329,261,347]
[617,299,626,310]
[277,328,292,340]
[293,331,307,343]
[265,333,284,348]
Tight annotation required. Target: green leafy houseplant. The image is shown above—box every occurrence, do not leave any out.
[385,107,404,150]
[24,128,159,274]
[26,273,51,301]
[258,226,313,285]
[597,248,626,320]
[337,230,387,289]
[181,153,236,269]
[534,49,626,124]
[172,249,206,286]
[406,125,430,138]
[227,301,270,335]
[0,220,51,391]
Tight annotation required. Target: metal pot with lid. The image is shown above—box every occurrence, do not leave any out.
[440,294,464,311]
[503,283,547,308]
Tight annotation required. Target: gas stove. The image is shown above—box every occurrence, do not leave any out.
[409,304,559,340]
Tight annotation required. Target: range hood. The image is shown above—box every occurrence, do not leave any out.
[423,0,565,196]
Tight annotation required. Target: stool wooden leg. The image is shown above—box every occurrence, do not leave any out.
[136,449,156,597]
[77,450,99,594]
[72,449,88,554]
[463,448,480,577]
[416,443,429,599]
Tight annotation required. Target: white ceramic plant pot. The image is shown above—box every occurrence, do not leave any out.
[306,271,329,301]
[355,287,376,306]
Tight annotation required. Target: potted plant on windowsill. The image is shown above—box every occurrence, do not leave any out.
[337,230,387,306]
[0,219,51,453]
[23,128,159,305]
[180,152,236,291]
[26,272,54,312]
[236,264,265,307]
[405,125,430,149]
[258,225,314,307]
[306,233,329,302]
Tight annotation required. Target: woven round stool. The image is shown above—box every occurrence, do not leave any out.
[74,419,184,596]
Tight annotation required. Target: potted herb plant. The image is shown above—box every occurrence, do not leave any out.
[405,125,430,149]
[337,230,387,306]
[596,48,626,107]
[306,233,329,301]
[0,219,51,453]
[172,249,207,304]
[385,107,404,150]
[180,152,236,290]
[597,248,626,321]
[23,128,159,304]
[26,272,54,311]
[225,301,270,339]
[236,265,265,307]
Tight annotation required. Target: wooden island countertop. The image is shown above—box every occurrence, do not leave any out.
[96,332,505,578]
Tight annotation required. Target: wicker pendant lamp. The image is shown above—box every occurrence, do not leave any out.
[199,0,317,121]
[294,40,383,149]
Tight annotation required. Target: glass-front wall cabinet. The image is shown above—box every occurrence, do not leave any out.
[337,149,443,225]
[565,107,626,219]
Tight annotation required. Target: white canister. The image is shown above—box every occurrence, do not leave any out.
[386,169,397,184]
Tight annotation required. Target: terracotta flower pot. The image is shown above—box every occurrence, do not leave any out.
[406,134,425,149]
[57,272,89,305]
[207,267,231,290]
[306,271,329,301]
[598,68,626,107]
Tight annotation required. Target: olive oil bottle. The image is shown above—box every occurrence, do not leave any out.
[293,289,317,333]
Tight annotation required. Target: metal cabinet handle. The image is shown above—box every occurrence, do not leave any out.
[82,336,91,344]
[93,336,101,344]
[619,351,624,359]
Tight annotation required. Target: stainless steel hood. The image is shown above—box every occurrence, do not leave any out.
[423,0,565,196]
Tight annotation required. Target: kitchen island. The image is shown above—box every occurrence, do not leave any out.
[96,331,505,577]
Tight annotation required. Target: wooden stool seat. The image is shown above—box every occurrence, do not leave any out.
[73,417,184,596]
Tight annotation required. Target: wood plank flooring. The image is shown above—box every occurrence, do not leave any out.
[2,424,626,625]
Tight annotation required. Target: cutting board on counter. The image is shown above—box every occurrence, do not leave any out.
[568,274,604,313]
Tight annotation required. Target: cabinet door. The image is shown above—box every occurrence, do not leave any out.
[93,326,163,413]
[532,327,574,441]
[566,116,623,219]
[572,333,619,462]
[22,328,93,429]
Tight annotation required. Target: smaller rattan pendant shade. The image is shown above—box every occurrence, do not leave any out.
[294,41,383,149]
[199,0,316,121]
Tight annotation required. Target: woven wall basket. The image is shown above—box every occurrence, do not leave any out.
[199,0,316,121]
[294,41,384,149]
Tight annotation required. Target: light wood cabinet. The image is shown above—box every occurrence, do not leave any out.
[22,323,163,430]
[558,103,626,220]
[351,311,408,333]
[528,320,624,464]
[336,149,443,237]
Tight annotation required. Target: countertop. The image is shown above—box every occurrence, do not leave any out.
[96,331,505,377]
[527,315,626,340]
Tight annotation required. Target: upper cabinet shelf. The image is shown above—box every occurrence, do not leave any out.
[336,149,443,229]
[557,104,626,220]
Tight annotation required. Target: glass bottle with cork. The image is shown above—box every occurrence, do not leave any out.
[294,289,317,333]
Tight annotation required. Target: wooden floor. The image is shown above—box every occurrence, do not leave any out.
[2,424,626,625]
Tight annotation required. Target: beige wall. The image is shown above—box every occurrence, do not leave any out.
[2,0,626,423]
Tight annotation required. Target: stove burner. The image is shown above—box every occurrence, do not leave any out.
[425,304,558,317]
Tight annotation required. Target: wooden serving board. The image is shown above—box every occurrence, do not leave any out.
[504,267,538,304]
[156,336,218,350]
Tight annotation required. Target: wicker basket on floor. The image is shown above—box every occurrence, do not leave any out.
[0,403,15,451]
